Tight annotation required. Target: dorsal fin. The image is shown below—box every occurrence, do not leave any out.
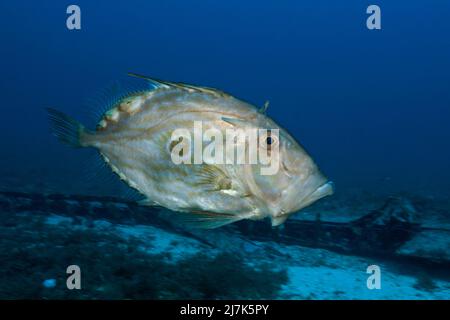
[259,100,269,114]
[221,116,252,127]
[127,72,231,98]
[127,72,171,89]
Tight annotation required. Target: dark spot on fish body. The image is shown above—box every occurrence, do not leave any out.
[169,136,186,157]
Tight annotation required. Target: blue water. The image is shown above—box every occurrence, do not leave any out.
[0,1,450,301]
[1,1,450,196]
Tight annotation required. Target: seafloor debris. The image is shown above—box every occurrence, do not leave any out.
[235,197,422,253]
[0,191,449,267]
[1,190,449,299]
[234,197,450,267]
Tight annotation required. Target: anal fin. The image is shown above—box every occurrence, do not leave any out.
[138,198,161,207]
[172,210,242,229]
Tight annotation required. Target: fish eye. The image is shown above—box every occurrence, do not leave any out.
[265,135,278,148]
[259,131,278,151]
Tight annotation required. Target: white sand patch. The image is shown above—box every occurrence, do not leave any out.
[281,263,450,299]
[114,224,203,260]
[43,214,204,261]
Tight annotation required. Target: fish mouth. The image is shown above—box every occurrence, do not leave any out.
[284,178,334,213]
[270,181,334,227]
[301,181,334,208]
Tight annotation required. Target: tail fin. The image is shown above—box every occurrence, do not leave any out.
[46,108,86,147]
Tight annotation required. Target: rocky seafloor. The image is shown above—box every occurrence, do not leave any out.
[0,169,449,300]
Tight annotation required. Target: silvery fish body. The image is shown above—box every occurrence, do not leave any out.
[48,74,333,228]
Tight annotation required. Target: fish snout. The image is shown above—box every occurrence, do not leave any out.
[279,173,334,219]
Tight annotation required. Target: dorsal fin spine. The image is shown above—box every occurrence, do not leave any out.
[127,72,231,97]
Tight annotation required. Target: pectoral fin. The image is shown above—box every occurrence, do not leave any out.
[195,165,232,192]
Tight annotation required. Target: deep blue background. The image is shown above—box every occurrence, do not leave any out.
[1,1,449,196]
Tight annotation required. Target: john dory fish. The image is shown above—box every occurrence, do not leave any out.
[47,74,333,228]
